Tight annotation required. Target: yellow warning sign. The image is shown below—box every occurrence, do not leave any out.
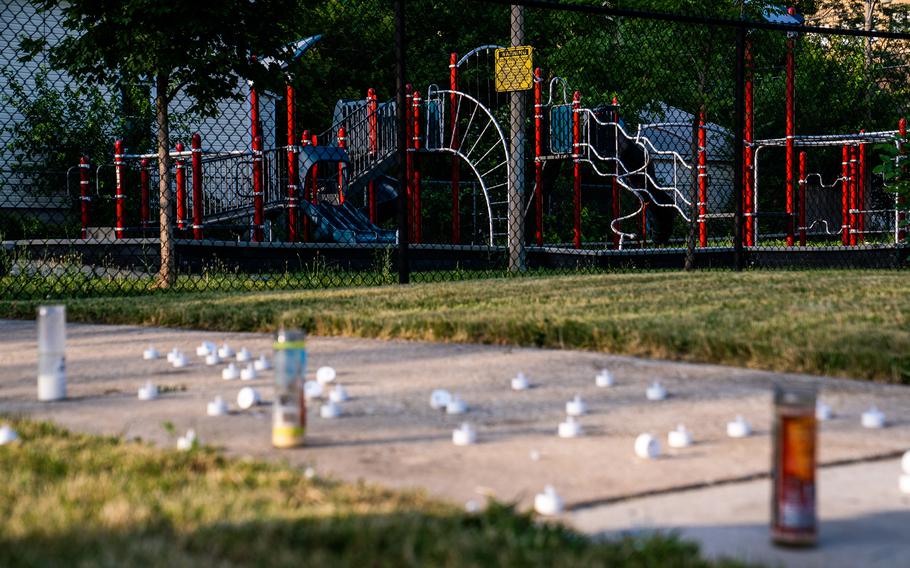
[494,46,533,93]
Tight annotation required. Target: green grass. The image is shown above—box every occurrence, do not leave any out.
[0,418,746,567]
[2,270,908,382]
[0,266,530,300]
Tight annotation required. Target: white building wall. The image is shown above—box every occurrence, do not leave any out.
[1,2,71,207]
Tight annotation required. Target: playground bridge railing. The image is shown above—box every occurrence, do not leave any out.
[64,142,292,242]
[314,98,399,192]
[124,148,275,232]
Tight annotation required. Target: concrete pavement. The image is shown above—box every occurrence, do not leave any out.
[1,319,909,566]
[572,459,910,567]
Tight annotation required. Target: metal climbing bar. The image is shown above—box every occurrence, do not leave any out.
[114,140,126,239]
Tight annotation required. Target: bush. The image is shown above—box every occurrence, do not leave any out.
[1,65,151,195]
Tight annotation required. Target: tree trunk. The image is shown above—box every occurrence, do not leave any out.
[155,73,175,288]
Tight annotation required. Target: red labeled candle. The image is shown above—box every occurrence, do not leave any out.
[771,384,818,546]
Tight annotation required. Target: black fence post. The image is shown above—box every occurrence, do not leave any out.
[734,23,746,272]
[394,0,410,284]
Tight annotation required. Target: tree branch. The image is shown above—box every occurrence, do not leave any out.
[166,79,188,104]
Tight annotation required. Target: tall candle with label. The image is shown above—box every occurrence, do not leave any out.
[37,305,66,401]
[771,384,817,547]
[272,328,307,448]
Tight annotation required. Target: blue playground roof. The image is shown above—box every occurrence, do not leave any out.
[759,4,804,26]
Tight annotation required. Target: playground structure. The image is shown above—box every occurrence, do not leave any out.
[743,10,905,248]
[68,45,732,252]
[751,129,903,247]
[530,76,722,250]
[79,81,401,246]
[61,14,910,271]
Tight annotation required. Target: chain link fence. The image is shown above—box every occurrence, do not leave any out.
[1,0,909,300]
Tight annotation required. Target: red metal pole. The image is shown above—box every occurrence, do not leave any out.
[368,88,378,156]
[139,158,150,230]
[533,67,543,246]
[250,80,264,242]
[744,38,755,247]
[785,36,795,247]
[191,133,203,240]
[250,75,261,142]
[798,151,807,246]
[367,188,377,223]
[367,180,376,222]
[337,126,346,205]
[849,146,858,246]
[79,156,91,239]
[697,112,708,248]
[451,54,461,244]
[114,140,126,239]
[175,142,187,232]
[611,96,621,249]
[572,91,582,249]
[841,145,850,245]
[412,89,422,244]
[287,85,299,242]
[367,88,378,223]
[858,136,866,244]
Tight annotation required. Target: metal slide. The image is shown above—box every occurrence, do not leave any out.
[301,200,396,244]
